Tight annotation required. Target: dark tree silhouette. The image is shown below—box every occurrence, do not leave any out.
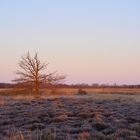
[13,52,65,94]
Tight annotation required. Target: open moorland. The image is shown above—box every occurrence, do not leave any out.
[0,88,140,140]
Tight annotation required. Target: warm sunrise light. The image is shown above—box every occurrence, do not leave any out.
[0,1,140,140]
[0,0,140,84]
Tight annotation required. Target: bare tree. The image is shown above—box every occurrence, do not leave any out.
[13,52,65,94]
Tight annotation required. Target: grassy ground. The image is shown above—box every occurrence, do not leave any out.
[1,87,140,95]
[0,88,140,140]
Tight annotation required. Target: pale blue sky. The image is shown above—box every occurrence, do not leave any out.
[0,0,140,84]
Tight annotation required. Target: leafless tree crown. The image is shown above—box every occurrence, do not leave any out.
[13,52,65,93]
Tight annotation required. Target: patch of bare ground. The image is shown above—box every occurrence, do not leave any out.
[0,93,139,140]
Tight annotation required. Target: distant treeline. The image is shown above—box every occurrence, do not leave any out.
[0,83,140,89]
[54,83,140,88]
[0,83,14,88]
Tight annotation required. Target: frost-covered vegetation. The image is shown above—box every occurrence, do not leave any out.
[0,89,140,140]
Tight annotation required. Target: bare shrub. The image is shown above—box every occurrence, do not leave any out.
[78,88,87,95]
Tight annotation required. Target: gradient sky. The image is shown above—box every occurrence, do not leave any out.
[0,0,140,84]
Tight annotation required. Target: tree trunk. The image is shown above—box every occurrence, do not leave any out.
[35,80,39,94]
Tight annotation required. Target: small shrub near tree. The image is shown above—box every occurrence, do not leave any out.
[78,88,87,95]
